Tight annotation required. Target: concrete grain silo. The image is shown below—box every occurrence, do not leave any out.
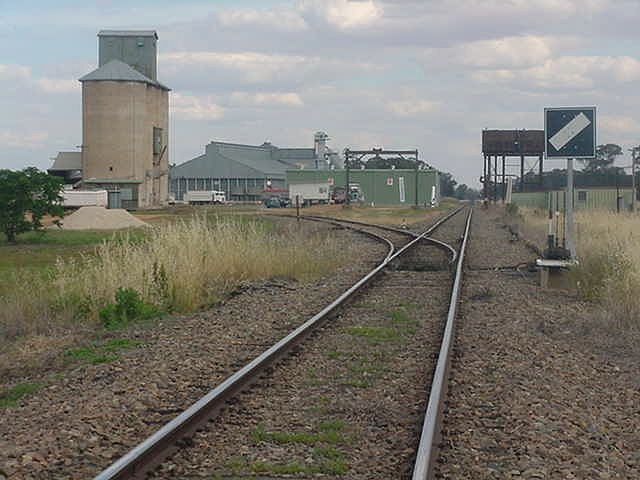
[79,30,170,209]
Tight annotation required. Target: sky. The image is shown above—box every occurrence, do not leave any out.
[1,0,640,186]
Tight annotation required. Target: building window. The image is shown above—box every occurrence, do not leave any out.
[578,191,587,202]
[153,127,163,155]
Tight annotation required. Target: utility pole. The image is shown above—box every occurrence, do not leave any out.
[345,149,351,206]
[414,152,419,208]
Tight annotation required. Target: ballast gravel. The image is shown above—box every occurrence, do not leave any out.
[0,222,386,479]
[436,207,640,479]
[150,209,469,479]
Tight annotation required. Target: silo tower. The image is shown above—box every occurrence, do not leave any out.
[79,30,170,208]
[314,131,330,169]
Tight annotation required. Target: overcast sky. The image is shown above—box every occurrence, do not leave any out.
[1,0,640,186]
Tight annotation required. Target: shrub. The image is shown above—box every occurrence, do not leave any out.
[99,287,160,329]
[505,203,519,217]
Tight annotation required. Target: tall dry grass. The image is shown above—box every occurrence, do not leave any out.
[520,208,640,331]
[0,216,343,342]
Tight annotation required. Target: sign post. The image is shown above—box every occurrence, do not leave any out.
[544,107,596,259]
[566,158,574,257]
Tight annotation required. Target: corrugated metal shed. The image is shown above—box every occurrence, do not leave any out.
[98,30,159,81]
[48,151,82,183]
[287,169,440,206]
[512,188,634,211]
[170,141,319,201]
[49,151,81,171]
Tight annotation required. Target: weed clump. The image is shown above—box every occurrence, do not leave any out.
[0,382,41,408]
[99,287,160,330]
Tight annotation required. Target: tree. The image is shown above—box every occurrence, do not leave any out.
[0,168,64,243]
[454,184,481,201]
[582,143,623,173]
[439,172,457,197]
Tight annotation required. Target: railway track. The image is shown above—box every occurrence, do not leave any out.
[94,207,471,479]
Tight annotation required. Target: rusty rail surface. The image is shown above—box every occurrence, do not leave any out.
[411,207,473,480]
[94,206,466,480]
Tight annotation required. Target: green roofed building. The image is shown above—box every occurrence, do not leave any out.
[170,133,340,202]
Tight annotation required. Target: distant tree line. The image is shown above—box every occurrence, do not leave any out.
[518,143,640,191]
[439,171,481,201]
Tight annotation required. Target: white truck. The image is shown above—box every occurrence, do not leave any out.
[288,183,330,206]
[62,189,108,208]
[185,190,226,205]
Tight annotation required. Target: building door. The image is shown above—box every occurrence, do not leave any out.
[108,190,122,209]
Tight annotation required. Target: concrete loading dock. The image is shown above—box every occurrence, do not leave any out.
[286,169,439,207]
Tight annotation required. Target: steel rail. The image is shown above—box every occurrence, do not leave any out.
[94,206,465,480]
[301,214,458,263]
[270,213,458,263]
[290,215,399,263]
[411,207,473,480]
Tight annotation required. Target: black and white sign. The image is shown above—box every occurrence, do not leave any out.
[544,107,596,159]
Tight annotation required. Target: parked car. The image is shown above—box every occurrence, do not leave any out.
[264,196,286,208]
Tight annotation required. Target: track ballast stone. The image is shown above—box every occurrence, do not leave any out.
[0,224,385,480]
[150,211,468,479]
[436,207,640,479]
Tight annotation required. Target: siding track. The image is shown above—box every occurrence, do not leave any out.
[94,207,471,480]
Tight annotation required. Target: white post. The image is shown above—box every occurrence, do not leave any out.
[566,158,576,258]
[633,150,637,213]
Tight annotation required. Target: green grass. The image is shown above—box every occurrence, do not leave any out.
[390,308,419,334]
[65,347,117,364]
[0,382,42,408]
[0,229,148,292]
[344,357,387,388]
[65,337,142,365]
[251,423,344,446]
[326,350,342,360]
[233,419,349,476]
[249,459,347,475]
[345,325,400,344]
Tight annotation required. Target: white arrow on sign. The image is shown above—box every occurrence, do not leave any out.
[549,112,591,151]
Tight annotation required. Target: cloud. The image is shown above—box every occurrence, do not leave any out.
[216,7,308,32]
[421,35,562,71]
[170,93,224,120]
[162,51,308,84]
[299,0,383,29]
[386,99,438,117]
[230,92,304,107]
[0,129,48,149]
[0,63,78,94]
[472,55,640,91]
[160,51,382,91]
[601,115,640,135]
[36,77,78,94]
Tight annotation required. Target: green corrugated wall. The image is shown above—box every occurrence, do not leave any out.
[512,188,634,211]
[286,169,440,206]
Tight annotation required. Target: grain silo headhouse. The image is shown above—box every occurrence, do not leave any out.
[78,30,170,208]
